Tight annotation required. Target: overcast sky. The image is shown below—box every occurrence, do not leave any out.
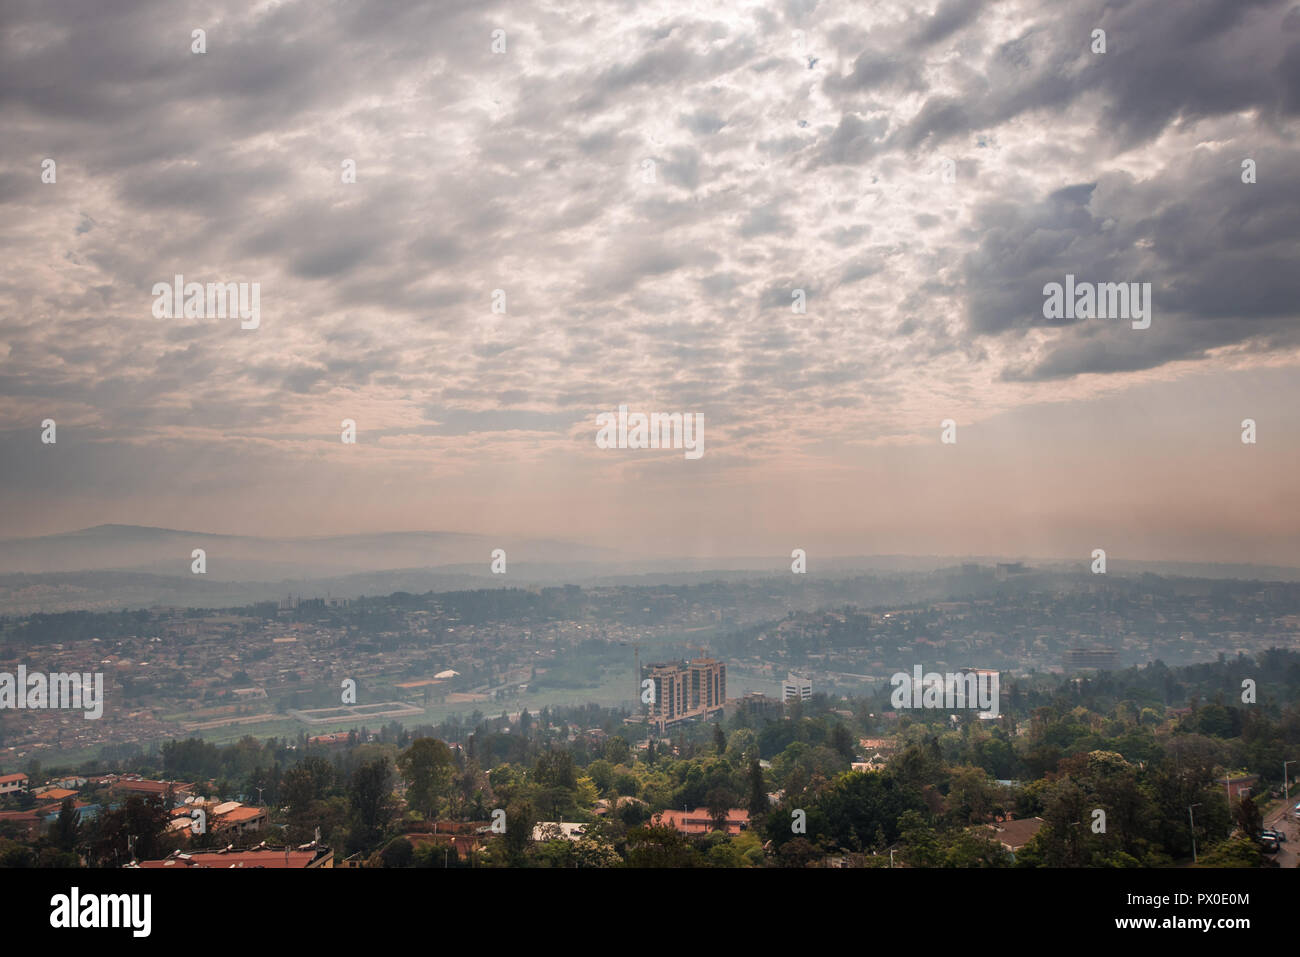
[2,0,1299,564]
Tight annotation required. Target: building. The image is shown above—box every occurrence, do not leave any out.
[1062,648,1120,671]
[110,777,195,801]
[0,810,42,838]
[131,844,333,869]
[0,773,29,796]
[653,808,749,836]
[995,562,1029,581]
[1219,773,1260,801]
[984,817,1044,857]
[532,822,587,842]
[782,674,813,703]
[644,658,726,730]
[730,692,782,720]
[213,803,268,834]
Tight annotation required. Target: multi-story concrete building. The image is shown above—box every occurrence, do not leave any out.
[782,674,813,702]
[1062,648,1120,671]
[645,658,726,730]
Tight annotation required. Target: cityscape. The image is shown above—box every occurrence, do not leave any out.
[0,0,1296,940]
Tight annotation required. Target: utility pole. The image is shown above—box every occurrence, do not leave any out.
[1226,774,1234,833]
[1188,803,1201,864]
[1285,760,1295,807]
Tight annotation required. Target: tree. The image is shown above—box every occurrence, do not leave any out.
[502,800,535,866]
[379,837,415,868]
[746,758,769,820]
[603,736,630,765]
[91,796,171,866]
[534,749,577,790]
[712,723,727,755]
[627,824,697,867]
[347,757,396,853]
[777,837,820,868]
[52,797,80,852]
[831,723,855,762]
[705,787,736,833]
[1197,835,1266,868]
[398,737,454,820]
[1234,795,1263,841]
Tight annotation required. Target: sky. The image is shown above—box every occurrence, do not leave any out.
[1,0,1299,564]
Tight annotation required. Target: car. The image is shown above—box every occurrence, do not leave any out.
[1262,828,1282,842]
[1260,836,1279,853]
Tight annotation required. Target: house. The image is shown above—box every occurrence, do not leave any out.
[214,804,268,834]
[130,843,333,869]
[111,777,194,802]
[532,821,587,842]
[653,808,749,836]
[1219,773,1260,801]
[852,754,889,773]
[0,773,29,796]
[984,817,1045,856]
[34,787,78,802]
[41,802,100,825]
[0,809,42,838]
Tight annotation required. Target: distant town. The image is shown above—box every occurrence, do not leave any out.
[1,566,1297,868]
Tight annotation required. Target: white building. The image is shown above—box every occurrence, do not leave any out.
[782,674,812,702]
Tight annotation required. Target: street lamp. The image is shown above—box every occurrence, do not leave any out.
[1188,803,1201,864]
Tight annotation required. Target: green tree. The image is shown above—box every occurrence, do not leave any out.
[398,737,455,820]
[347,757,396,853]
[1234,795,1263,840]
[627,824,697,867]
[604,736,631,765]
[502,800,535,866]
[52,797,80,852]
[705,786,736,833]
[746,758,769,820]
[379,837,415,868]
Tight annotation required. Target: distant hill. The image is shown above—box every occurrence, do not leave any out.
[0,524,615,578]
[0,525,1295,613]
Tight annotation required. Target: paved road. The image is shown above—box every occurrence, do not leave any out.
[1264,800,1298,867]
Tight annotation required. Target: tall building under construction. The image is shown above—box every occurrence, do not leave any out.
[644,657,726,730]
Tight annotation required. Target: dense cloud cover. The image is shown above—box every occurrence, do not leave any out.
[1,0,1297,561]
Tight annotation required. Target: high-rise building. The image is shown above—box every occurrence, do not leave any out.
[644,658,726,730]
[1062,648,1120,671]
[782,674,813,702]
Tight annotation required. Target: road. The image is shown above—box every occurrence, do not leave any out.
[1264,799,1298,868]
